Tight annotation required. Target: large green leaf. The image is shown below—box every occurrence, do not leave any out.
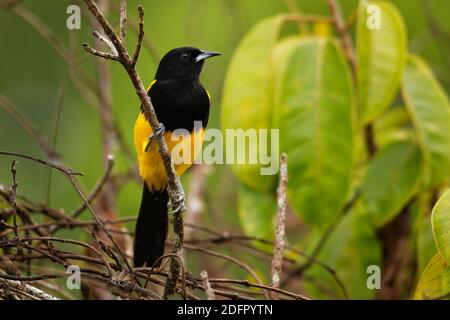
[276,38,353,230]
[414,253,450,300]
[305,205,381,299]
[402,55,450,187]
[432,190,450,264]
[221,16,283,192]
[237,183,276,239]
[357,1,406,125]
[362,141,422,227]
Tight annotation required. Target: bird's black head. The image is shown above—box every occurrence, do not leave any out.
[155,47,221,81]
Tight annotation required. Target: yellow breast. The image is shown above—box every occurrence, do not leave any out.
[134,112,204,191]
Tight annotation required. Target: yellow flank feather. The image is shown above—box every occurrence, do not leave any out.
[146,79,157,92]
[134,112,204,191]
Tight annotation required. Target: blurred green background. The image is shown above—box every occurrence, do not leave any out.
[1,0,450,299]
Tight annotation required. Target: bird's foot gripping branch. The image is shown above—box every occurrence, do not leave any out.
[145,123,165,152]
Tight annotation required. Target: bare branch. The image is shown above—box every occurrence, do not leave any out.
[208,278,309,300]
[83,42,119,61]
[327,0,356,74]
[327,0,378,157]
[83,0,187,298]
[70,155,115,219]
[111,0,159,64]
[270,153,288,299]
[200,271,215,300]
[184,244,267,297]
[9,160,19,240]
[131,5,144,66]
[65,173,134,274]
[119,0,127,42]
[93,31,119,56]
[0,151,82,176]
[0,95,59,159]
[0,277,59,300]
[164,211,185,298]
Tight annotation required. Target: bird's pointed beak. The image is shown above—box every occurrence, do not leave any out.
[195,50,221,63]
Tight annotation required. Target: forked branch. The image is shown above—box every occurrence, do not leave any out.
[82,0,186,298]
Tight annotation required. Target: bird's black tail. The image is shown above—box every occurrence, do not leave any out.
[133,183,169,267]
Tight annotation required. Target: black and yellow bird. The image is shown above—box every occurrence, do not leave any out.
[133,47,220,267]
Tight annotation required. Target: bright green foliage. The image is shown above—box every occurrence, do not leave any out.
[415,253,450,300]
[357,1,407,125]
[221,16,283,192]
[221,0,450,299]
[362,141,422,227]
[237,183,276,239]
[402,55,450,187]
[276,38,353,230]
[432,190,450,264]
[305,207,381,299]
[415,190,450,299]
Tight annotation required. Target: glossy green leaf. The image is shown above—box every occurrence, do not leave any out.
[276,38,353,230]
[362,141,422,227]
[414,253,450,300]
[237,183,276,239]
[357,1,407,124]
[221,16,283,192]
[402,55,450,187]
[305,206,381,299]
[432,190,450,264]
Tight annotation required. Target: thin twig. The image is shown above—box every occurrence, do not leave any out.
[110,0,159,63]
[200,271,215,300]
[82,0,186,298]
[0,151,82,176]
[1,236,113,277]
[131,5,144,66]
[184,244,268,298]
[46,84,65,205]
[328,0,377,156]
[270,153,288,299]
[0,92,89,209]
[327,0,356,74]
[93,31,119,57]
[0,95,59,159]
[83,42,119,61]
[68,173,133,272]
[0,277,59,300]
[208,278,309,300]
[119,0,127,42]
[9,161,19,240]
[70,155,114,219]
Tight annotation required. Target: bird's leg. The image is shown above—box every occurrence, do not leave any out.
[168,176,185,215]
[145,123,165,152]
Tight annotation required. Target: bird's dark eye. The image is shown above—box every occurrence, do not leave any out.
[181,53,190,61]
